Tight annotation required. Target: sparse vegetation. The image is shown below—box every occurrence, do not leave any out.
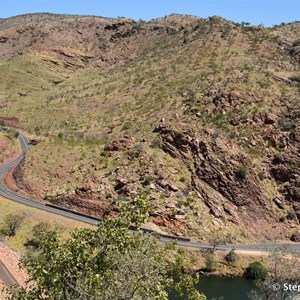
[126,143,143,159]
[0,12,300,245]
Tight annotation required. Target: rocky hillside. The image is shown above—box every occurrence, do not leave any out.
[0,129,20,166]
[0,13,299,242]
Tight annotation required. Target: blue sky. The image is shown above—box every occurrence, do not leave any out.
[1,0,299,27]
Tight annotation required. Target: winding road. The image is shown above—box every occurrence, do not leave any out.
[0,130,300,285]
[0,133,99,225]
[0,260,18,287]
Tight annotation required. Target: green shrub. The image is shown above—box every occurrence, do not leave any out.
[245,261,268,280]
[142,176,153,186]
[34,126,41,135]
[58,131,65,139]
[286,209,297,221]
[1,213,24,237]
[24,222,50,251]
[278,118,294,132]
[258,171,265,181]
[179,176,186,183]
[205,254,218,272]
[225,249,239,264]
[126,143,143,159]
[150,136,161,149]
[289,75,300,83]
[238,165,248,179]
[121,120,132,131]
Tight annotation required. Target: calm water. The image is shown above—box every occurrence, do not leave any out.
[170,276,256,300]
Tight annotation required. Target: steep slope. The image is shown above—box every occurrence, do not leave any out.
[0,14,299,242]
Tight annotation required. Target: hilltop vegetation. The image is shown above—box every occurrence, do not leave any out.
[0,14,299,242]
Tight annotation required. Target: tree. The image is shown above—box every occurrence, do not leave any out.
[249,245,300,300]
[245,262,268,281]
[205,254,217,272]
[0,214,24,237]
[208,228,234,253]
[5,196,206,300]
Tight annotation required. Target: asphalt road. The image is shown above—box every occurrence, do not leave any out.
[0,131,300,258]
[0,259,18,287]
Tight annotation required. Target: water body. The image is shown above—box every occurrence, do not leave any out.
[170,276,256,300]
[196,276,256,300]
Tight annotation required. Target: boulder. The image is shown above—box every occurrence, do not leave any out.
[264,113,276,125]
[104,136,133,151]
[273,197,285,209]
[290,231,300,242]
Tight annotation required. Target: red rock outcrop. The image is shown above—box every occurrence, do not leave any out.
[154,123,271,226]
[0,117,20,128]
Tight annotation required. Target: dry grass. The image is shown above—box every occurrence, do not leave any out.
[0,196,91,252]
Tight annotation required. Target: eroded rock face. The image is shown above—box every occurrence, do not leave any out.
[270,129,300,205]
[290,43,300,64]
[44,189,110,219]
[154,123,270,225]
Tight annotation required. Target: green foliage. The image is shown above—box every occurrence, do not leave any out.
[24,222,51,251]
[245,261,268,280]
[205,254,218,272]
[57,131,65,139]
[258,171,265,181]
[150,136,161,149]
[121,120,133,131]
[289,75,300,83]
[286,209,297,221]
[278,117,294,132]
[5,196,206,300]
[173,255,206,300]
[4,128,19,139]
[142,176,153,186]
[0,214,24,237]
[225,249,239,264]
[179,176,186,183]
[238,165,248,179]
[34,126,41,135]
[249,245,300,300]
